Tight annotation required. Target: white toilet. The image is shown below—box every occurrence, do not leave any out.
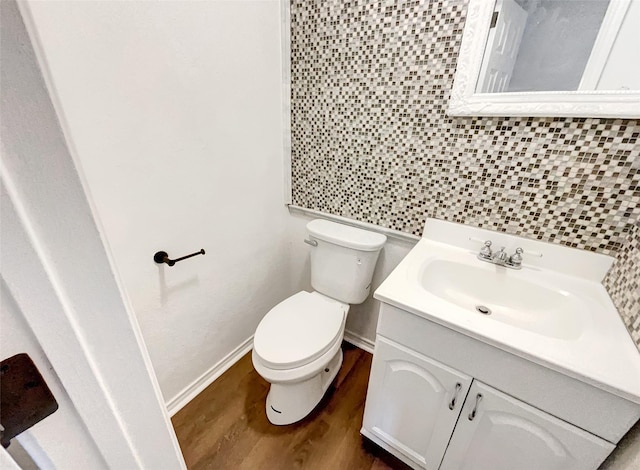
[252,219,386,425]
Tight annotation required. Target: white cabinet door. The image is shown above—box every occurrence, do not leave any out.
[440,381,615,470]
[362,337,472,469]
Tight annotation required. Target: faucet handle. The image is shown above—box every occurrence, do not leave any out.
[479,240,492,259]
[509,247,524,266]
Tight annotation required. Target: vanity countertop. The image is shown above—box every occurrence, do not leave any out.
[374,219,640,404]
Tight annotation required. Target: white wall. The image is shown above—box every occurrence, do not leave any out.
[23,0,297,406]
[0,281,106,469]
[2,0,185,466]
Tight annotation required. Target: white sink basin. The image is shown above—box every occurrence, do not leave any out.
[420,259,584,340]
[374,218,640,403]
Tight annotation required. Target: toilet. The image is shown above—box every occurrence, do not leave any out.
[252,219,387,425]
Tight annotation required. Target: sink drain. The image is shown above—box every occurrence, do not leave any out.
[475,305,492,315]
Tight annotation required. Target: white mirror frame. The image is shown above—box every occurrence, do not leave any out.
[448,0,640,118]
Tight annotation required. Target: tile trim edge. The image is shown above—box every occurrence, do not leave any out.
[288,205,420,243]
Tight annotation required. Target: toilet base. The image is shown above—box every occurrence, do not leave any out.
[265,348,343,425]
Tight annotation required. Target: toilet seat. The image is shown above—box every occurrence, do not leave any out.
[254,291,348,370]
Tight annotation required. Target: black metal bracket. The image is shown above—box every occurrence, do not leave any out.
[154,249,205,266]
[1,354,58,448]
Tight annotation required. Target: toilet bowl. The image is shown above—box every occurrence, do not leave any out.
[253,291,348,425]
[252,219,386,425]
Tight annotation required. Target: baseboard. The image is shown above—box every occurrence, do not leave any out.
[167,332,371,415]
[166,336,254,416]
[344,330,376,354]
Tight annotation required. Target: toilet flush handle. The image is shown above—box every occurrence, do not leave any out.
[304,239,318,247]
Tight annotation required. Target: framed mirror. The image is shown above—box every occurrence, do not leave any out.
[449,0,640,118]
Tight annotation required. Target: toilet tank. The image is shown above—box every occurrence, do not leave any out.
[306,219,387,304]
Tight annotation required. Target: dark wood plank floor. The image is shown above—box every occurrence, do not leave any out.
[172,342,410,470]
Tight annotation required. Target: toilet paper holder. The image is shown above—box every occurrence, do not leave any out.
[153,249,205,266]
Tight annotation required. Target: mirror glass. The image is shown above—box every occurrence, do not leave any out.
[476,0,640,94]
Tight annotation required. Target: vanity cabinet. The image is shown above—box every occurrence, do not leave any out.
[439,381,612,470]
[361,303,629,470]
[362,337,472,469]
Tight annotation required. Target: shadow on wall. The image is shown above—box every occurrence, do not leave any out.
[157,265,200,307]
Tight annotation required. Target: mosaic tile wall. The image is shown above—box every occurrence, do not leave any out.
[290,0,640,256]
[604,220,640,351]
[289,0,640,348]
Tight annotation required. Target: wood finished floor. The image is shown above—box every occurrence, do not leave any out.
[172,343,410,470]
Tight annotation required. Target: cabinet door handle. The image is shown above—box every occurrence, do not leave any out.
[448,382,462,410]
[468,393,483,421]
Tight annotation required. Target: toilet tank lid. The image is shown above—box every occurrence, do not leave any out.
[307,219,387,252]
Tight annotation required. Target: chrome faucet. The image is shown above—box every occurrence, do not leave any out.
[476,241,524,270]
[493,246,509,264]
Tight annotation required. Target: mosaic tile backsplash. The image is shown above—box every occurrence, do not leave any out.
[604,221,640,350]
[290,0,639,255]
[290,0,640,347]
